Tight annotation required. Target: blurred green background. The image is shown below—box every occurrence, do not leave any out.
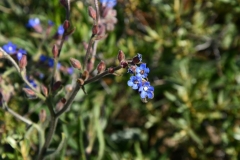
[1,0,240,159]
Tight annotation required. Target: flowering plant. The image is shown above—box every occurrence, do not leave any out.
[0,0,153,159]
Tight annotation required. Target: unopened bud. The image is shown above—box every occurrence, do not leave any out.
[118,50,125,62]
[39,109,46,123]
[108,67,115,73]
[69,58,82,70]
[77,78,84,85]
[19,55,27,69]
[82,70,89,81]
[52,81,62,93]
[61,97,66,104]
[120,61,128,68]
[97,61,106,74]
[41,85,48,97]
[52,44,59,58]
[92,25,98,35]
[132,53,142,64]
[88,6,97,20]
[63,20,70,30]
[23,88,36,99]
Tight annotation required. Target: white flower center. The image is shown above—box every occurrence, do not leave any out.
[143,86,148,91]
[8,46,13,51]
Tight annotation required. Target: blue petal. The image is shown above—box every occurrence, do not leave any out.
[128,81,133,87]
[132,84,138,90]
[147,91,154,99]
[140,91,147,98]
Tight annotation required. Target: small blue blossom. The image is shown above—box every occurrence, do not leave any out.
[67,67,74,75]
[57,25,65,35]
[2,42,17,54]
[39,55,48,62]
[127,76,142,90]
[48,20,54,26]
[48,58,54,67]
[27,18,40,28]
[100,0,117,8]
[136,63,149,78]
[17,49,27,61]
[138,82,154,99]
[26,77,38,88]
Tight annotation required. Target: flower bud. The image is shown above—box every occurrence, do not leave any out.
[120,61,128,68]
[69,58,82,70]
[108,67,115,73]
[92,25,98,35]
[82,70,89,81]
[132,53,142,64]
[39,109,46,123]
[19,55,27,69]
[63,20,70,31]
[61,97,66,104]
[41,85,48,97]
[97,61,106,74]
[118,50,125,62]
[77,78,85,85]
[52,44,59,58]
[88,6,96,20]
[52,81,62,93]
[22,88,36,99]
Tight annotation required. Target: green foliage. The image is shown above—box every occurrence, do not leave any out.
[1,0,240,159]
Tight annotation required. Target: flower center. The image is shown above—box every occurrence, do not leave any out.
[134,80,139,84]
[140,70,144,75]
[8,46,13,51]
[143,86,148,91]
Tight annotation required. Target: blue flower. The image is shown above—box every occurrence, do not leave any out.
[67,67,74,74]
[127,76,142,90]
[138,82,154,99]
[48,20,54,26]
[57,25,65,35]
[136,63,149,78]
[17,49,27,61]
[39,55,48,62]
[2,42,17,54]
[26,77,38,88]
[27,18,40,28]
[100,0,117,8]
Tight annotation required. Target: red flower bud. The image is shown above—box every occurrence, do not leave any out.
[52,44,59,58]
[41,85,48,97]
[77,78,85,85]
[108,67,115,73]
[92,25,99,35]
[52,81,62,93]
[118,50,125,62]
[22,88,36,99]
[69,58,82,70]
[88,6,96,20]
[61,97,66,104]
[19,55,27,69]
[97,61,106,74]
[82,70,89,81]
[39,109,46,123]
[63,20,70,31]
[120,61,128,68]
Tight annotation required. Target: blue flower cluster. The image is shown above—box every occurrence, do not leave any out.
[39,55,73,75]
[100,0,117,8]
[26,18,64,36]
[2,42,27,61]
[127,54,154,101]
